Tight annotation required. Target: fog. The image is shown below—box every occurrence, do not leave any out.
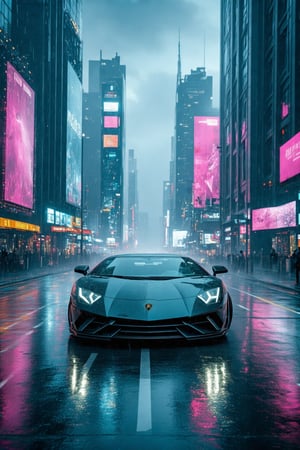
[82,0,220,248]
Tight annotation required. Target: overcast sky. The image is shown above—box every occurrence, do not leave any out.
[82,0,220,246]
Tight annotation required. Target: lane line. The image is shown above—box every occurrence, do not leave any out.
[83,352,98,373]
[77,353,98,395]
[136,348,152,432]
[237,304,249,311]
[0,329,34,353]
[230,286,300,315]
[0,305,47,332]
[0,372,15,389]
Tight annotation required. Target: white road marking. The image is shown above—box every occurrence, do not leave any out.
[136,348,152,432]
[237,304,249,311]
[83,353,98,373]
[76,353,98,395]
[0,372,15,389]
[1,305,47,331]
[230,286,300,315]
[0,329,34,354]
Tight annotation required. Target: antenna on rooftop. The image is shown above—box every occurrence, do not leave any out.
[177,28,182,87]
[203,32,206,68]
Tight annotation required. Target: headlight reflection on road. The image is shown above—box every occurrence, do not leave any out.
[205,362,227,397]
[70,357,78,393]
[99,375,117,411]
[70,353,98,396]
[191,360,229,431]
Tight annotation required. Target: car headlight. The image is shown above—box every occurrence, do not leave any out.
[78,287,102,305]
[197,287,221,305]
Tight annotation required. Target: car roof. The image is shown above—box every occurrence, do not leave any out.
[106,253,187,258]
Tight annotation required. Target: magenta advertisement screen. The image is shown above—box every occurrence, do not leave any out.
[252,201,296,231]
[280,131,300,182]
[66,63,82,207]
[104,116,119,128]
[5,62,35,209]
[193,117,220,208]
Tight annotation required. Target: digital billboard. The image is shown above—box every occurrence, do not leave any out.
[66,62,82,207]
[252,201,296,231]
[5,62,35,209]
[103,134,118,148]
[103,101,119,112]
[279,131,300,182]
[104,116,120,128]
[193,117,220,208]
[203,233,220,244]
[172,230,187,248]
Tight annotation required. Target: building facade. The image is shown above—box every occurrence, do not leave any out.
[170,40,220,253]
[220,0,300,262]
[84,52,126,250]
[0,0,83,269]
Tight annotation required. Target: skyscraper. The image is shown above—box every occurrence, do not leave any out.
[170,38,219,252]
[0,0,83,263]
[84,52,126,248]
[220,0,300,258]
[174,66,214,232]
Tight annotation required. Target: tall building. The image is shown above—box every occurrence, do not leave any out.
[174,66,213,231]
[170,39,220,253]
[84,52,126,249]
[0,0,83,266]
[0,0,12,33]
[220,0,300,259]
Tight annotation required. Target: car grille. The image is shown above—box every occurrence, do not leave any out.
[71,311,229,341]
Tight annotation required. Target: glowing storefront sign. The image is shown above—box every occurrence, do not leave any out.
[252,201,296,231]
[0,217,40,232]
[51,226,91,234]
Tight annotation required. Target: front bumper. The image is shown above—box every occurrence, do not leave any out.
[68,302,231,342]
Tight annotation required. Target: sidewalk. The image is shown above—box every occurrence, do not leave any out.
[0,259,299,293]
[0,263,75,287]
[236,265,300,293]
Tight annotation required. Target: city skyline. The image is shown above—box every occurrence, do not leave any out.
[82,0,221,246]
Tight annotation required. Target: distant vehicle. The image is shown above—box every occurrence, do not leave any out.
[68,253,233,342]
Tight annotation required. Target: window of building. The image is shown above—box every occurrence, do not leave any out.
[278,27,289,78]
[263,138,272,178]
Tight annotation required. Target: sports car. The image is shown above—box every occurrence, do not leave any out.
[68,253,233,342]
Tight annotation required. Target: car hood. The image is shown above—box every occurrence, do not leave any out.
[75,275,223,320]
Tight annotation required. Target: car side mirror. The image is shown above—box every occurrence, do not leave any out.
[212,265,228,276]
[74,265,89,275]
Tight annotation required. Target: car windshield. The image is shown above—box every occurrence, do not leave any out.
[90,255,209,278]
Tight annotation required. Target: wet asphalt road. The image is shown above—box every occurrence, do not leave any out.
[0,269,299,449]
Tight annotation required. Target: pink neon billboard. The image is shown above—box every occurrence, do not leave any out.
[193,116,220,208]
[252,201,296,231]
[5,62,35,209]
[280,131,300,182]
